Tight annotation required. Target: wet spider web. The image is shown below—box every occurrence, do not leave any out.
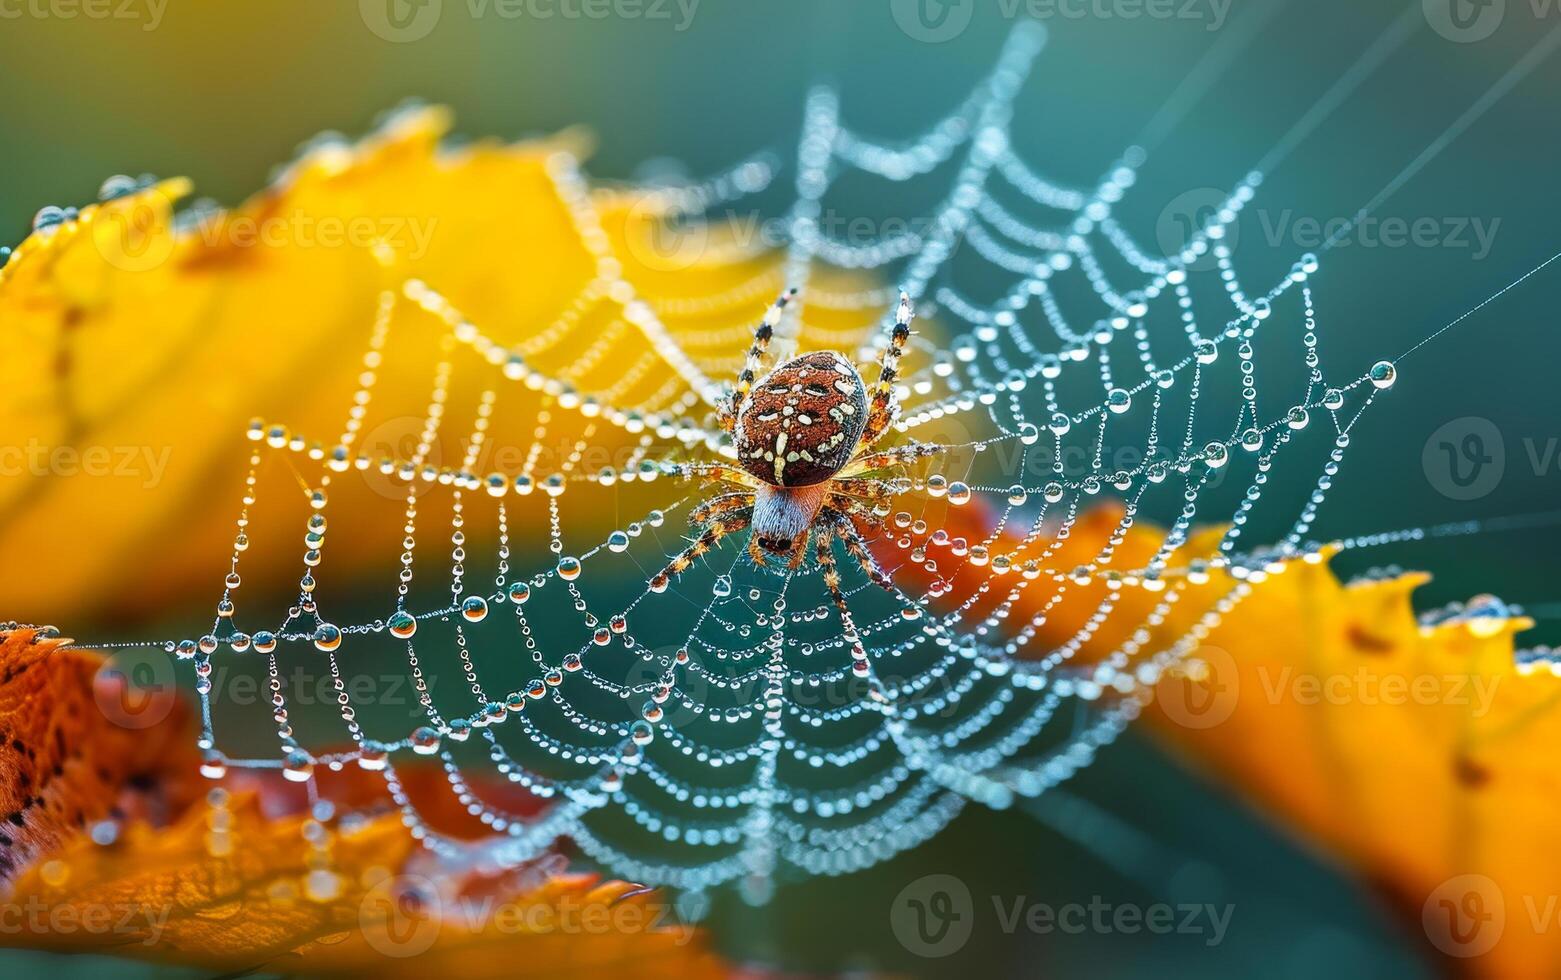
[144,22,1433,911]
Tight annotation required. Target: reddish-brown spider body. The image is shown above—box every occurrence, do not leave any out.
[734,350,868,487]
[651,291,925,594]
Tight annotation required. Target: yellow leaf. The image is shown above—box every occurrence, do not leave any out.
[909,504,1551,978]
[0,107,887,628]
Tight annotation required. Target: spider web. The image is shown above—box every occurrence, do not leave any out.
[163,21,1405,911]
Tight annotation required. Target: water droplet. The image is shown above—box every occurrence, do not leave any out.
[1106,388,1132,414]
[282,749,315,782]
[357,742,389,771]
[313,624,342,652]
[461,595,489,622]
[608,531,630,553]
[411,726,442,755]
[200,750,228,780]
[1194,339,1218,365]
[557,556,582,581]
[32,205,71,234]
[1369,360,1397,389]
[388,610,418,639]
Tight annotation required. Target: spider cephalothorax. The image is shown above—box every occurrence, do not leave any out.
[651,291,945,607]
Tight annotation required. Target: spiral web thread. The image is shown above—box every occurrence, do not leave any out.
[169,22,1407,908]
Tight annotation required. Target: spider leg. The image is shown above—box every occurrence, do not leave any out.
[747,532,769,568]
[858,291,913,450]
[650,512,751,592]
[841,442,946,478]
[787,529,811,570]
[720,288,796,433]
[689,493,753,527]
[828,477,902,505]
[675,462,764,491]
[815,531,871,674]
[828,511,897,595]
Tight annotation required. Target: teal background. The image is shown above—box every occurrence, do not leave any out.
[3,1,1559,976]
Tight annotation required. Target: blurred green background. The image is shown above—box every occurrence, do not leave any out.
[3,0,1559,976]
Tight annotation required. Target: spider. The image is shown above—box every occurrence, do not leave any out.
[651,290,943,614]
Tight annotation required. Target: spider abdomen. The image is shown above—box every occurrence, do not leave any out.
[734,350,868,487]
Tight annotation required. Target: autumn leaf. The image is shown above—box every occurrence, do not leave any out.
[1137,555,1552,980]
[901,502,1553,978]
[0,105,888,629]
[3,791,723,978]
[0,627,201,882]
[0,626,726,977]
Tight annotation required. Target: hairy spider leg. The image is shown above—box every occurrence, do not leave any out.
[815,533,870,674]
[841,441,947,478]
[650,512,751,592]
[720,288,796,433]
[689,493,754,527]
[860,291,914,450]
[678,463,764,491]
[829,514,897,595]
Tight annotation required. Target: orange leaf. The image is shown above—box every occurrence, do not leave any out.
[3,791,721,978]
[0,627,200,882]
[906,503,1552,978]
[0,627,725,976]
